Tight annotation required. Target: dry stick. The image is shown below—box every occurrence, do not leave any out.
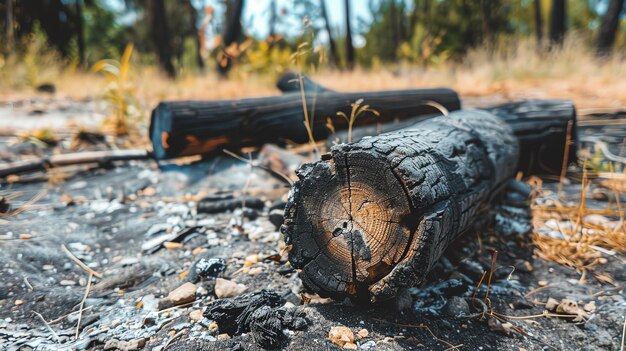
[222,149,292,186]
[375,320,462,351]
[493,311,579,320]
[157,301,196,314]
[61,245,103,279]
[525,284,550,297]
[490,313,529,335]
[608,161,624,223]
[32,311,60,343]
[296,60,319,157]
[48,306,93,325]
[75,272,93,339]
[557,120,573,197]
[484,250,498,303]
[0,188,47,218]
[620,316,626,351]
[24,277,33,291]
[240,152,253,227]
[472,270,488,300]
[163,328,187,350]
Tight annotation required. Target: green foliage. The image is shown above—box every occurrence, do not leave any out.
[82,3,127,65]
[0,0,621,79]
[239,39,293,76]
[335,99,380,143]
[92,44,142,136]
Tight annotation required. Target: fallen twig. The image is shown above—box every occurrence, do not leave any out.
[32,311,60,343]
[163,328,187,350]
[76,272,93,339]
[223,149,293,185]
[23,277,33,291]
[373,319,462,350]
[0,188,47,218]
[620,316,626,351]
[61,245,103,279]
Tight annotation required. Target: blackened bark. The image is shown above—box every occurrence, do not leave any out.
[283,100,577,302]
[217,0,244,77]
[147,0,176,78]
[283,110,520,302]
[329,99,577,176]
[344,0,355,70]
[549,0,566,46]
[149,87,461,159]
[320,0,340,67]
[595,0,625,56]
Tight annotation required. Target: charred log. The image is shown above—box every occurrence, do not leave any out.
[150,88,460,159]
[282,110,523,302]
[329,99,576,176]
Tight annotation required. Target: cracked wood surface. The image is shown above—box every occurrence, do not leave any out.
[282,110,520,302]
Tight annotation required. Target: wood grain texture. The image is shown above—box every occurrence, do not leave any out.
[282,110,519,302]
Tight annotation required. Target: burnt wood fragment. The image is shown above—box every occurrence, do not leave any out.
[204,290,308,348]
[282,110,521,302]
[149,88,461,159]
[196,196,265,214]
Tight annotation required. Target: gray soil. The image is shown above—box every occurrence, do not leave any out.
[0,97,624,351]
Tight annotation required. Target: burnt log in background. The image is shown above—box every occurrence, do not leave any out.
[282,104,576,303]
[149,87,461,159]
[328,99,576,176]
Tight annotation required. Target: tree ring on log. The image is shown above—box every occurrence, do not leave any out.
[284,148,420,302]
[283,111,521,303]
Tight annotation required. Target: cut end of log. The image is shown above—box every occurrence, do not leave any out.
[283,111,520,303]
[283,148,417,301]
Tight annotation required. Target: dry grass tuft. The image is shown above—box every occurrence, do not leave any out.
[530,167,626,283]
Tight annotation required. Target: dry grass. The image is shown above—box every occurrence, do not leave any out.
[1,37,626,112]
[530,168,626,283]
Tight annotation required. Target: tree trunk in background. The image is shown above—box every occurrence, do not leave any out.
[217,0,244,77]
[595,0,625,56]
[344,0,355,70]
[147,0,176,78]
[185,0,204,70]
[75,0,85,66]
[390,0,399,59]
[321,0,339,67]
[5,0,14,54]
[534,0,543,44]
[269,0,277,39]
[480,0,493,44]
[549,0,566,46]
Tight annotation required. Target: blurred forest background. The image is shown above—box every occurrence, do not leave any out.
[1,0,626,108]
